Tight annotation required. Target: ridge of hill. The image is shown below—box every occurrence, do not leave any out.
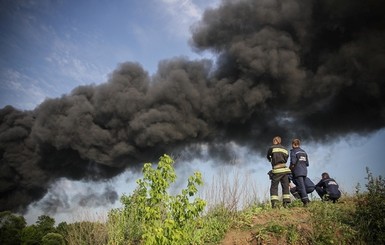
[220,198,357,244]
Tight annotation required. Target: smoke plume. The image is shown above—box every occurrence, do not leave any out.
[1,0,384,213]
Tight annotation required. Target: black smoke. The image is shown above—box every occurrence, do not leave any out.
[1,0,385,213]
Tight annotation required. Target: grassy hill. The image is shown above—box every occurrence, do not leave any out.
[219,198,357,244]
[216,168,384,245]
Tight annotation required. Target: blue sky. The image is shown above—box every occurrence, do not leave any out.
[1,0,384,225]
[0,0,216,110]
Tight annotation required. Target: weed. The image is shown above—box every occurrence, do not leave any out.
[309,200,356,244]
[198,205,232,244]
[354,168,385,244]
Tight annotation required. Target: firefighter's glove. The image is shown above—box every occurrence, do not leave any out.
[267,170,273,180]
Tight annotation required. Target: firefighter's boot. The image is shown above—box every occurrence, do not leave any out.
[271,200,278,209]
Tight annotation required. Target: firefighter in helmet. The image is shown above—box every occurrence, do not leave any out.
[266,136,291,208]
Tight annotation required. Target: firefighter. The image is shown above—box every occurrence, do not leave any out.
[315,172,341,203]
[266,136,291,208]
[289,139,310,206]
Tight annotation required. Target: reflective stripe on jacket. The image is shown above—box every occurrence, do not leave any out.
[267,144,289,167]
[272,167,291,174]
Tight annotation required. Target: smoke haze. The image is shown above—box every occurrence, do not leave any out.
[1,0,384,213]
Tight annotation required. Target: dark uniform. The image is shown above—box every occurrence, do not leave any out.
[289,175,315,199]
[267,144,291,207]
[290,147,310,205]
[315,177,341,203]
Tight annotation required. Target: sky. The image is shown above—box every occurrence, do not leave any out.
[0,0,216,109]
[0,0,384,225]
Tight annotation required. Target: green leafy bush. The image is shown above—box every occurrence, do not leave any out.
[354,168,385,244]
[41,233,65,245]
[0,211,26,245]
[107,154,206,245]
[309,201,356,245]
[21,225,41,245]
[21,215,57,245]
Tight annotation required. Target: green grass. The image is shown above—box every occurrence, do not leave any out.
[215,197,359,244]
[211,168,384,245]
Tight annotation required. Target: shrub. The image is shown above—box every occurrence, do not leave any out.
[41,233,65,245]
[21,215,59,245]
[0,211,26,245]
[64,221,108,245]
[21,225,41,245]
[107,154,206,245]
[309,201,356,245]
[354,168,385,244]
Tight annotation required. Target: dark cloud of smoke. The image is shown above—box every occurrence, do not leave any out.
[1,0,385,214]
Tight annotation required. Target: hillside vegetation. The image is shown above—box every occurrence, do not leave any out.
[1,155,384,244]
[220,198,357,244]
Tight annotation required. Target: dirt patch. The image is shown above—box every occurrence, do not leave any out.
[220,229,255,245]
[219,207,313,244]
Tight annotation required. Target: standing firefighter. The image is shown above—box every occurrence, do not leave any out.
[266,136,291,208]
[289,139,310,206]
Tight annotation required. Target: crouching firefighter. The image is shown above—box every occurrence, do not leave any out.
[267,136,291,208]
[315,172,341,203]
[289,174,315,199]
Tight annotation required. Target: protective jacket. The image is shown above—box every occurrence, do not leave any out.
[289,147,309,177]
[266,144,290,174]
[316,178,341,199]
[267,144,288,167]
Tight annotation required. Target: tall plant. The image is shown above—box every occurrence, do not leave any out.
[107,154,206,245]
[354,168,385,244]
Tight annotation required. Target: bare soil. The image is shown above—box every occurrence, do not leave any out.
[219,207,313,245]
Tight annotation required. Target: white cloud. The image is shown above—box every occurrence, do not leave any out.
[162,0,202,18]
[47,37,108,84]
[157,0,218,38]
[0,68,46,109]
